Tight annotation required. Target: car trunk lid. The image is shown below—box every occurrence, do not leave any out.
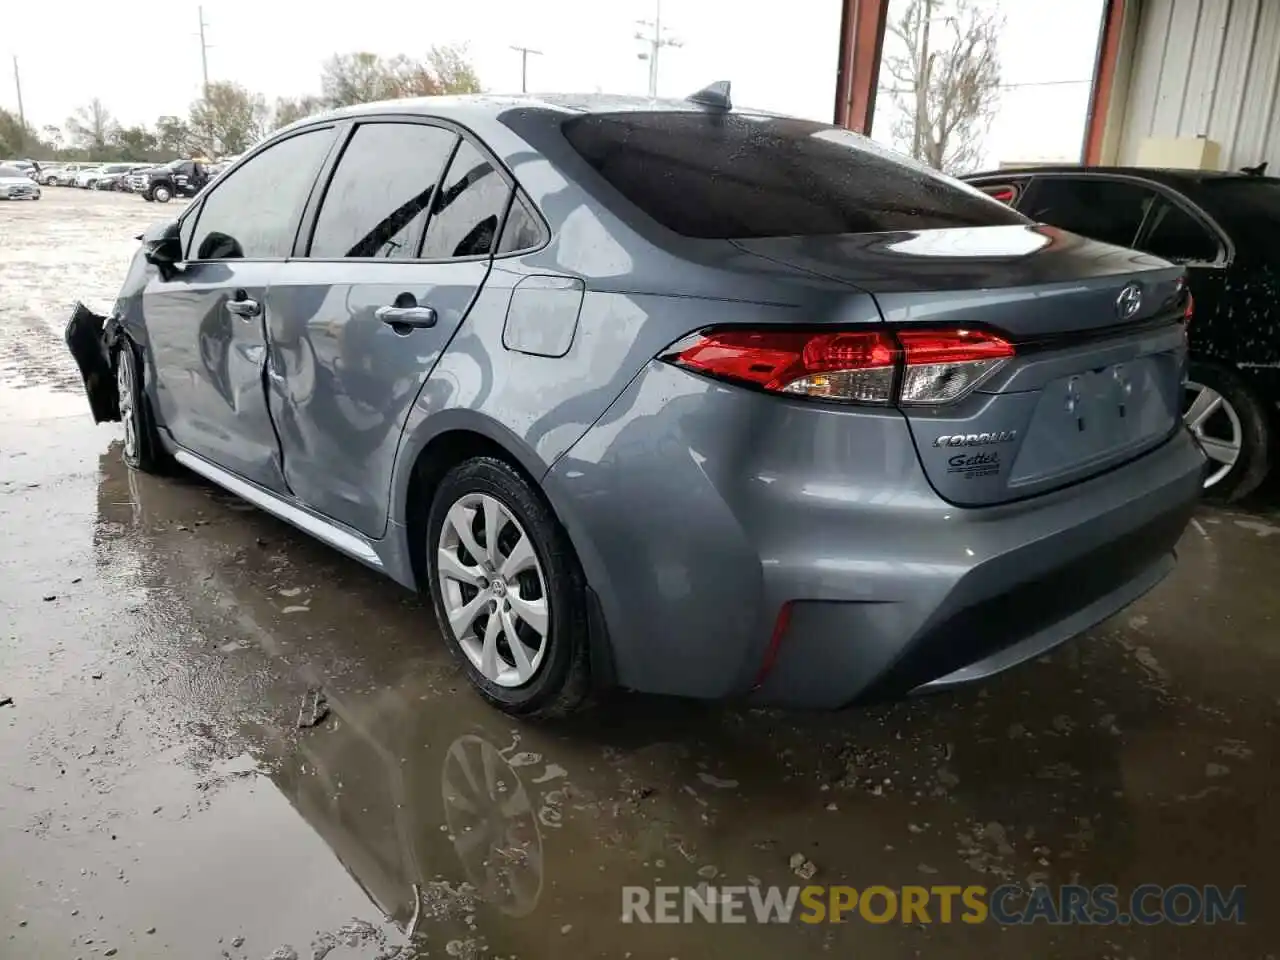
[736,225,1189,505]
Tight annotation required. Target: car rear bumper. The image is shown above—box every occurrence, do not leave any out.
[546,361,1205,708]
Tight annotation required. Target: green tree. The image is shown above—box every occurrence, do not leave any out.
[66,98,116,154]
[0,108,37,157]
[154,116,193,156]
[188,82,269,158]
[271,95,325,130]
[426,45,482,94]
[109,125,159,161]
[320,52,401,107]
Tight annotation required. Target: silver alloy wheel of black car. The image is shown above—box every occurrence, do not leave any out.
[117,348,139,464]
[152,185,172,203]
[1183,378,1243,489]
[437,492,550,688]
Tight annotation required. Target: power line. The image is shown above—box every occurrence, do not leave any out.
[510,45,542,94]
[879,78,1093,94]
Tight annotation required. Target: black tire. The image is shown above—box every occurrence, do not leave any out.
[115,339,173,475]
[1185,361,1271,502]
[152,184,172,203]
[143,193,155,202]
[425,457,590,717]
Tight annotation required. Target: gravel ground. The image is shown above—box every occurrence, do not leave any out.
[1,188,1278,959]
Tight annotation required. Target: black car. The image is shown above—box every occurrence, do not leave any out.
[966,166,1280,501]
[128,159,209,202]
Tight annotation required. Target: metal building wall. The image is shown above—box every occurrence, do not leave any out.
[1118,0,1280,170]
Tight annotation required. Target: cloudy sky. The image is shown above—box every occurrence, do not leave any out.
[4,0,1104,168]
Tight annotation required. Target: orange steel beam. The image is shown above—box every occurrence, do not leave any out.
[1083,0,1130,164]
[834,0,891,134]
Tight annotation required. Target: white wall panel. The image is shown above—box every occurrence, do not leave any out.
[1119,0,1280,170]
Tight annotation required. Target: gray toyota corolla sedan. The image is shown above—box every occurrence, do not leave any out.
[65,89,1206,716]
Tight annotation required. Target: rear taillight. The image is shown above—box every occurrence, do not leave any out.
[663,327,1013,406]
[1183,291,1194,324]
[666,329,898,403]
[897,329,1014,405]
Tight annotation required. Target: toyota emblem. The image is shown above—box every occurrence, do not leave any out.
[1116,282,1143,321]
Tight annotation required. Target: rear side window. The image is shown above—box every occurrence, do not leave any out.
[560,111,1022,239]
[496,190,545,254]
[1139,199,1220,263]
[1018,177,1156,248]
[188,128,332,260]
[309,122,458,259]
[420,140,512,259]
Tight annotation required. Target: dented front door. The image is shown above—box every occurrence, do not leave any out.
[144,260,287,492]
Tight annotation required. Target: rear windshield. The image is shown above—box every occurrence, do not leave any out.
[561,111,1022,239]
[1191,178,1280,248]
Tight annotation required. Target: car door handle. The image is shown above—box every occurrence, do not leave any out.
[226,297,261,318]
[375,305,437,329]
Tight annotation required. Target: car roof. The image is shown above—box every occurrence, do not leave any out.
[321,92,723,120]
[964,164,1280,189]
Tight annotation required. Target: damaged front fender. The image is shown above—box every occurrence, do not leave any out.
[64,302,122,423]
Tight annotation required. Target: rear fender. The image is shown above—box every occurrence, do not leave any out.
[64,302,122,423]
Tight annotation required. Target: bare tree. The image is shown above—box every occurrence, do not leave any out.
[41,125,65,151]
[426,45,482,94]
[67,99,116,153]
[320,52,399,107]
[883,0,1001,173]
[320,46,482,108]
[271,95,325,130]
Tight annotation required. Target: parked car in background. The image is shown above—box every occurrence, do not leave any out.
[0,164,41,200]
[94,164,151,191]
[47,163,88,186]
[65,94,1204,716]
[129,159,209,202]
[2,158,40,180]
[73,166,106,188]
[966,166,1280,501]
[77,163,138,189]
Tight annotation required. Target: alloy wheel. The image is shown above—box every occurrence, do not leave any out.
[116,351,138,463]
[1183,379,1242,489]
[436,492,549,687]
[441,733,543,917]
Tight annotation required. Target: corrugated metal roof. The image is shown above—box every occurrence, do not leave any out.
[1119,0,1280,171]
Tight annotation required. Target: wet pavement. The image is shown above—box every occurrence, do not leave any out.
[2,189,1279,959]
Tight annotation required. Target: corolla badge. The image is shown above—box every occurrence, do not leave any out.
[1116,282,1143,321]
[932,431,1017,448]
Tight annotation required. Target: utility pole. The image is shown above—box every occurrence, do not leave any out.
[12,56,25,153]
[509,45,542,94]
[197,5,211,96]
[635,0,681,98]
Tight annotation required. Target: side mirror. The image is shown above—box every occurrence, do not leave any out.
[141,220,184,280]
